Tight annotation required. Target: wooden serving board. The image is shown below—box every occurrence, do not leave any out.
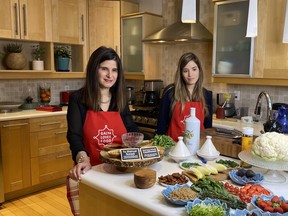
[182,169,230,183]
[100,150,163,168]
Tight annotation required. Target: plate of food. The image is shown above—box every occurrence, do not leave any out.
[179,161,201,170]
[216,159,239,168]
[185,198,229,215]
[158,172,190,187]
[229,169,264,186]
[161,184,198,205]
[251,194,288,215]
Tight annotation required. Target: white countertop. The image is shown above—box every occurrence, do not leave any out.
[0,106,68,121]
[81,156,288,216]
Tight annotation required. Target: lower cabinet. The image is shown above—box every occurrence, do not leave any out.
[0,119,31,193]
[30,115,73,185]
[0,115,73,200]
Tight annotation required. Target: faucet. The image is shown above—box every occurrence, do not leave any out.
[254,91,272,121]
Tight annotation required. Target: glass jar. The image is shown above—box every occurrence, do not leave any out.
[39,83,51,106]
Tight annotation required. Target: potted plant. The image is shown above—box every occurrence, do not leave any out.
[32,45,45,70]
[54,45,71,71]
[4,43,27,70]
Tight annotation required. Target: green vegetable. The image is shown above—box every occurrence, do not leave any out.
[216,159,239,168]
[189,204,225,216]
[181,162,200,169]
[152,134,175,149]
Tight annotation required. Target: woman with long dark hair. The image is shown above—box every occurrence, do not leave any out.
[156,52,213,141]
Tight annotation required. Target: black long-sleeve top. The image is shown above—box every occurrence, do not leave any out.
[156,85,213,135]
[66,89,145,162]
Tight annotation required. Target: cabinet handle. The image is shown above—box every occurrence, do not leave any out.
[2,123,28,128]
[39,121,61,126]
[55,131,67,135]
[23,4,27,36]
[56,153,71,159]
[81,14,84,41]
[14,3,19,35]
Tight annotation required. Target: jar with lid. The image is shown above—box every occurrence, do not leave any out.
[241,127,254,168]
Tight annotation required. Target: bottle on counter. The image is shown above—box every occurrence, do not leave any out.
[241,127,254,168]
[184,107,200,155]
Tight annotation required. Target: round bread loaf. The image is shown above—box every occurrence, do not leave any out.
[134,169,156,189]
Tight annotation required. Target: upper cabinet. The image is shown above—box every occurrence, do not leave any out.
[121,12,163,80]
[88,0,139,57]
[88,0,120,56]
[213,0,288,86]
[52,0,86,44]
[0,0,52,41]
[212,0,253,77]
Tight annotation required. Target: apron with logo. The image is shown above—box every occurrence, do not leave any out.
[167,101,205,141]
[83,110,127,166]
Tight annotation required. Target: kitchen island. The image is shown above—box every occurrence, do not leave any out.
[79,156,288,216]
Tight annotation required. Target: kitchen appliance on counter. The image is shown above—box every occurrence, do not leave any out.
[217,93,236,117]
[143,80,163,106]
[60,90,75,105]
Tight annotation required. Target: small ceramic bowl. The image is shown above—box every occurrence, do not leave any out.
[169,152,191,163]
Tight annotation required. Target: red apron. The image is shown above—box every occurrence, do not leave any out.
[83,110,127,166]
[167,102,205,141]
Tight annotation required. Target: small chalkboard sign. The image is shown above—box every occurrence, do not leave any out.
[120,148,141,161]
[140,146,160,159]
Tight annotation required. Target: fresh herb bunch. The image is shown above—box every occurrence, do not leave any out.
[4,43,23,53]
[152,134,175,149]
[216,159,239,168]
[54,45,71,59]
[32,45,45,60]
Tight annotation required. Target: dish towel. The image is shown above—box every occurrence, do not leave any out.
[36,106,62,112]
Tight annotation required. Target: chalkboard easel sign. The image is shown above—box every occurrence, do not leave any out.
[120,148,141,161]
[140,146,160,159]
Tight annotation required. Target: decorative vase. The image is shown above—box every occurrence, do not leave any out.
[32,60,44,70]
[5,53,27,70]
[56,57,70,71]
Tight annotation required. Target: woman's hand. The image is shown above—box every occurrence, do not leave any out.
[69,157,92,181]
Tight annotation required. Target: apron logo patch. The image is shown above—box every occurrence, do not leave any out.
[94,125,116,146]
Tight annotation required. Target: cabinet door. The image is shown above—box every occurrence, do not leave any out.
[88,0,120,56]
[52,0,86,44]
[213,0,253,77]
[0,0,52,41]
[0,120,31,193]
[0,0,18,39]
[122,16,143,73]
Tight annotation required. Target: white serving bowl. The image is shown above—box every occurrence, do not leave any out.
[197,150,220,161]
[169,152,191,163]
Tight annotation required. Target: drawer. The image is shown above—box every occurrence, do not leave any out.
[30,115,67,132]
[30,129,68,157]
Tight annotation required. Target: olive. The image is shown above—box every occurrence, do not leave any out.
[236,168,246,177]
[245,170,256,178]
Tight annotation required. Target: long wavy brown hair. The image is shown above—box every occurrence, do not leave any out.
[171,52,208,115]
[82,46,126,112]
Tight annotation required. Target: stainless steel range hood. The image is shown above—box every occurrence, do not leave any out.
[143,0,212,44]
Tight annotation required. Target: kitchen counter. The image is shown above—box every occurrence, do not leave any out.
[213,118,264,136]
[0,106,68,121]
[79,156,288,216]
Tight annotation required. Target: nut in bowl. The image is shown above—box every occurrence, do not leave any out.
[121,132,144,148]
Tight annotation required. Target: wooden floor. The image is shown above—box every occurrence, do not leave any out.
[0,185,72,216]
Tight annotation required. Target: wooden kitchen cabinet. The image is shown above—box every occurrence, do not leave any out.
[121,12,163,80]
[0,119,31,193]
[29,115,72,185]
[0,0,52,41]
[88,0,139,57]
[213,0,288,86]
[88,0,120,56]
[52,0,86,45]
